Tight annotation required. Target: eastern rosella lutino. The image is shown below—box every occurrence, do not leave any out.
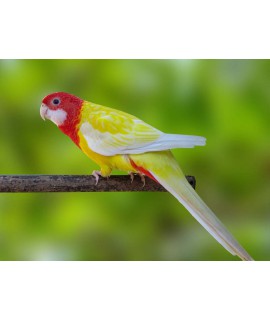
[40,92,253,261]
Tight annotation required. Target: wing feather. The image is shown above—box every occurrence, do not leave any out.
[79,101,206,156]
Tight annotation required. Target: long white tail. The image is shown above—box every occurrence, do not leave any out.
[151,170,253,261]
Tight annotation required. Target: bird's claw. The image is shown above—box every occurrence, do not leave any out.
[129,172,135,184]
[138,173,146,187]
[128,172,145,187]
[92,170,101,185]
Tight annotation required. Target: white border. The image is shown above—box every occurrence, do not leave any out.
[1,1,269,58]
[0,261,264,319]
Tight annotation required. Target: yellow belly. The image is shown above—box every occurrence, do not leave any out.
[78,132,135,176]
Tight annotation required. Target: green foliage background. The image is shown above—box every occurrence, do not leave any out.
[0,60,269,260]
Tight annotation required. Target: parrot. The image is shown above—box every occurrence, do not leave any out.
[40,92,253,261]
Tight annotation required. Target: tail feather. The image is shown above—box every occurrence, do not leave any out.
[151,171,253,261]
[126,134,206,154]
[152,134,206,149]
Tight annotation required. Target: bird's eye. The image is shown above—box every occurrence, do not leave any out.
[52,98,60,105]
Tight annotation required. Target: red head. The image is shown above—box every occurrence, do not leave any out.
[40,92,83,144]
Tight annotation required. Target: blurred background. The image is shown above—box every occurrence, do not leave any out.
[0,59,269,260]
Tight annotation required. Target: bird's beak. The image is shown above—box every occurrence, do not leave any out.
[40,103,48,121]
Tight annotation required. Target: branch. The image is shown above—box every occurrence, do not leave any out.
[0,175,196,193]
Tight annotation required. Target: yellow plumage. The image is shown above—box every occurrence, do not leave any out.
[76,100,253,260]
[41,92,253,260]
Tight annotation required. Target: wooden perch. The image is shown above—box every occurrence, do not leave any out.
[0,175,196,193]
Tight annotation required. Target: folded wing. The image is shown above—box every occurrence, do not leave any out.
[79,102,206,156]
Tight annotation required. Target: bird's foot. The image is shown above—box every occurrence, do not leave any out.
[92,170,101,185]
[128,172,135,183]
[138,173,146,187]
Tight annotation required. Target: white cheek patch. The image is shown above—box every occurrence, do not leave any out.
[46,109,67,126]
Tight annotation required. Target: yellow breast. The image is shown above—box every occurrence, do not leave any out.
[78,131,135,175]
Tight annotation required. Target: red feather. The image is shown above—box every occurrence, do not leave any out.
[129,159,159,183]
[42,92,83,146]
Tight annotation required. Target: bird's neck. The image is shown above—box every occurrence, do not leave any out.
[58,104,83,147]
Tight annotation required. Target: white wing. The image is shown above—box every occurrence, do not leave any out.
[79,102,206,156]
